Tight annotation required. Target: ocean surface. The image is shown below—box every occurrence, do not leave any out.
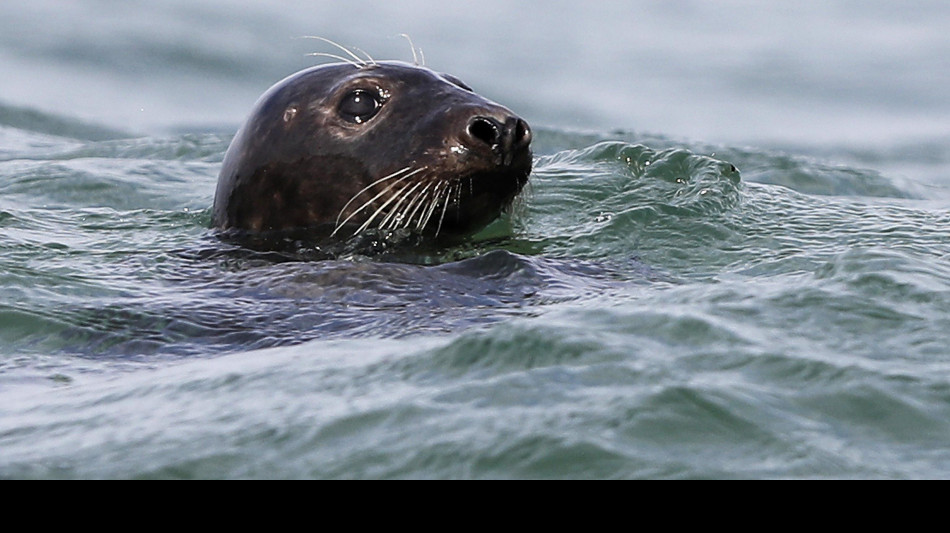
[1,0,949,479]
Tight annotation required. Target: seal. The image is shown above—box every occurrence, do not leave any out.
[213,56,532,239]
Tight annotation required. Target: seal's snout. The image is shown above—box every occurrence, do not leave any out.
[466,115,532,166]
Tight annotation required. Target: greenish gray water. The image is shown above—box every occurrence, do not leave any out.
[2,0,949,479]
[2,112,948,479]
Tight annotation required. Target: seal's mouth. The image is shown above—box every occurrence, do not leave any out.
[331,154,530,240]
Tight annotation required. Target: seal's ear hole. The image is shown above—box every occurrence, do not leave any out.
[442,74,473,92]
[339,90,381,124]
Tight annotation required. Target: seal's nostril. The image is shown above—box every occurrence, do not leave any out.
[468,117,500,147]
[514,118,531,147]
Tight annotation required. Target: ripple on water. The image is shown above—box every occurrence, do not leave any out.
[2,119,950,479]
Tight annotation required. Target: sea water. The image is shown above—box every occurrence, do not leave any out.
[1,0,949,479]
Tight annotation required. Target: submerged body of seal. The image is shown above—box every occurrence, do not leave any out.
[214,59,532,239]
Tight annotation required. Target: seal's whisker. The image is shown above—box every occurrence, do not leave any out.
[377,186,409,230]
[334,167,415,228]
[392,183,425,230]
[333,168,424,235]
[415,187,437,231]
[416,190,438,230]
[412,190,434,231]
[399,34,420,66]
[434,183,453,238]
[380,179,424,230]
[418,48,426,67]
[402,183,433,230]
[305,53,363,69]
[336,174,416,235]
[419,182,445,230]
[395,179,431,229]
[375,183,407,229]
[354,184,414,235]
[351,46,378,67]
[302,36,368,67]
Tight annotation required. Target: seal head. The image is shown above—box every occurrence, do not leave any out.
[214,61,532,238]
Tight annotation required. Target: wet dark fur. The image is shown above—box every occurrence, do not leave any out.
[214,61,532,237]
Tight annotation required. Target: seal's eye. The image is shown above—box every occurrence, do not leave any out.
[339,90,381,124]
